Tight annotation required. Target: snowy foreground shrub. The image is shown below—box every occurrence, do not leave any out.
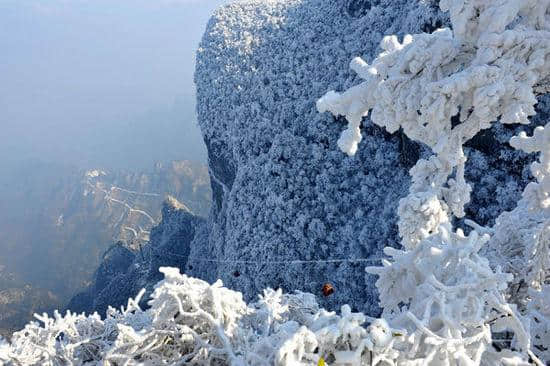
[0,267,438,365]
[0,261,543,365]
[1,0,550,364]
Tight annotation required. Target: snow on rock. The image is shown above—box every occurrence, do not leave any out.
[192,0,547,315]
[85,169,106,178]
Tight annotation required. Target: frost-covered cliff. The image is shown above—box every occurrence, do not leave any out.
[189,0,548,315]
[67,0,548,318]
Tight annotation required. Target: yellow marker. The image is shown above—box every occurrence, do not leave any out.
[318,357,326,366]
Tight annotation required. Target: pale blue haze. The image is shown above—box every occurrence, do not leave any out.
[0,0,227,169]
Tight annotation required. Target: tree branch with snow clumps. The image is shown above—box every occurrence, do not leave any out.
[0,268,411,365]
[318,0,549,363]
[318,0,550,249]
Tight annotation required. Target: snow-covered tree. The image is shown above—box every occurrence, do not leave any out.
[318,0,550,249]
[0,268,417,365]
[318,0,550,363]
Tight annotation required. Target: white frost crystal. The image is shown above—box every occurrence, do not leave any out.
[489,125,550,361]
[511,125,550,213]
[367,227,533,364]
[527,285,550,362]
[0,269,418,365]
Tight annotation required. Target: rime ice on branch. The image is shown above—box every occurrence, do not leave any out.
[318,0,550,363]
[318,0,550,249]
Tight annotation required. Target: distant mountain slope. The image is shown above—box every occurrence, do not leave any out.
[67,197,205,316]
[0,159,211,335]
[0,266,60,339]
[80,160,210,249]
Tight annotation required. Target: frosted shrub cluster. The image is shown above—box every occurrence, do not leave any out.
[365,228,531,364]
[0,268,415,365]
[0,260,541,365]
[1,0,550,365]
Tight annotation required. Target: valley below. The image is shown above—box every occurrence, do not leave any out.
[0,159,211,337]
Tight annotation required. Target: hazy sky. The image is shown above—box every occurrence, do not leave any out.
[0,0,227,169]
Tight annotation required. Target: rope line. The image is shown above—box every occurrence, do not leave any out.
[187,257,382,264]
[150,247,383,265]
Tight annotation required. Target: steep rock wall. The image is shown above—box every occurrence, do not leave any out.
[191,0,548,315]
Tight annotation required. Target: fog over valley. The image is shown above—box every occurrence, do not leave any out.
[0,0,224,336]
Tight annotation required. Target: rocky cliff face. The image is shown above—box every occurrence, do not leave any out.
[188,0,549,315]
[64,0,549,319]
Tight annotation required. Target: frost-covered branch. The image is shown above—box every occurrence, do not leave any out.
[318,0,550,249]
[0,268,411,366]
[318,0,550,363]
